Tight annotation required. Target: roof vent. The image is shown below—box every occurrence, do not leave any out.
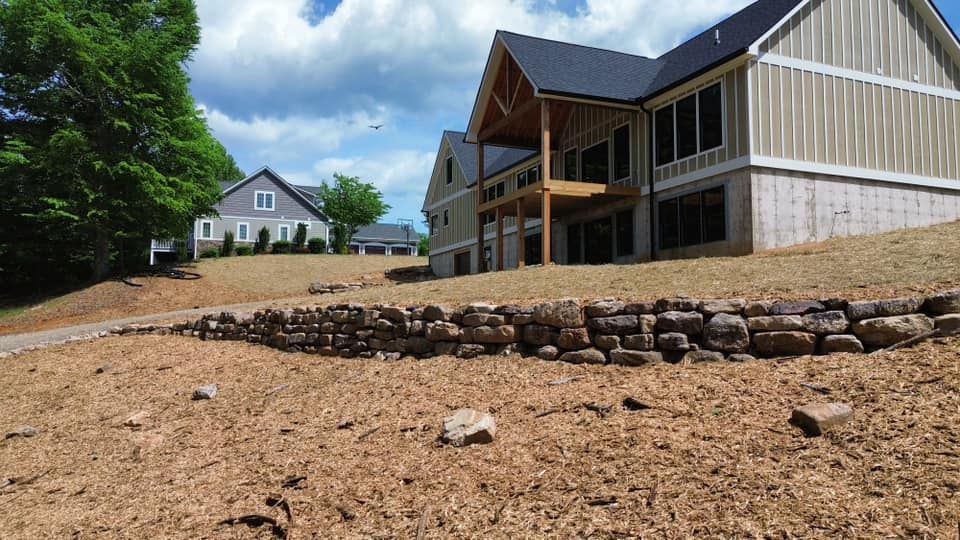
[714,28,721,46]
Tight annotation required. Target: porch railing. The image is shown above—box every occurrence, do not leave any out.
[151,239,178,251]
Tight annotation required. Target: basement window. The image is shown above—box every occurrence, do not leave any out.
[658,185,726,250]
[563,148,578,181]
[581,140,609,184]
[616,209,634,257]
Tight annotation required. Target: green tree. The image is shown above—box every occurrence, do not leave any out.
[0,0,240,287]
[318,173,390,254]
[254,226,270,254]
[418,234,430,256]
[221,229,234,257]
[293,223,307,250]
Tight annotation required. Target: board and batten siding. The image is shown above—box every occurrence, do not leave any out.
[649,63,751,186]
[556,105,647,187]
[216,172,324,221]
[760,0,960,91]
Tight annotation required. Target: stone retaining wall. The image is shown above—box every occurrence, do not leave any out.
[142,290,960,365]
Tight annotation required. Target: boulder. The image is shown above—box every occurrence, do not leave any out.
[790,403,854,436]
[462,313,490,327]
[820,298,849,312]
[380,306,409,323]
[472,325,519,344]
[747,315,803,332]
[558,348,607,365]
[456,344,488,359]
[585,300,625,318]
[655,297,699,312]
[512,313,535,325]
[743,301,774,317]
[703,313,750,352]
[423,305,454,322]
[846,298,921,320]
[656,311,703,335]
[852,314,934,347]
[4,425,38,439]
[623,334,655,351]
[441,409,496,447]
[727,353,758,362]
[657,332,690,351]
[586,315,639,335]
[683,350,725,363]
[425,322,461,342]
[700,299,747,316]
[192,384,218,400]
[768,301,825,316]
[535,345,560,361]
[434,342,459,356]
[465,303,496,314]
[821,335,865,354]
[593,335,621,350]
[360,310,381,328]
[802,311,851,335]
[925,289,960,315]
[557,328,591,350]
[533,299,583,328]
[610,349,662,366]
[523,324,557,346]
[934,314,960,337]
[753,332,817,357]
[624,302,656,315]
[398,337,434,354]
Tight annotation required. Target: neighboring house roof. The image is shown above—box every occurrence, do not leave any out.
[218,180,236,191]
[351,223,419,243]
[294,184,322,197]
[221,165,329,221]
[444,130,537,187]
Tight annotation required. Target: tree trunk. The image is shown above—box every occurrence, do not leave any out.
[92,228,111,282]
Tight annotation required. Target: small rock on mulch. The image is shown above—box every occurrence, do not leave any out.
[790,403,853,436]
[441,409,496,447]
[4,425,38,439]
[193,384,218,400]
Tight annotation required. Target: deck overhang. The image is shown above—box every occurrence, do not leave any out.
[478,180,643,217]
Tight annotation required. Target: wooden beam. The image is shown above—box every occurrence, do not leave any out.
[516,198,525,268]
[496,205,504,272]
[541,99,552,186]
[478,97,540,142]
[542,188,552,265]
[476,143,486,273]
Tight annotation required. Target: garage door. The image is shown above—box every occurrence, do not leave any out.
[392,246,410,256]
[364,245,386,255]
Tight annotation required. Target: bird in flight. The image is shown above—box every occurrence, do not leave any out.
[368,124,384,130]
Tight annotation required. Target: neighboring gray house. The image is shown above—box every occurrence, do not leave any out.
[150,166,330,262]
[349,223,420,256]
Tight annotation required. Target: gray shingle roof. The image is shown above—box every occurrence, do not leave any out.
[444,130,537,186]
[352,223,419,243]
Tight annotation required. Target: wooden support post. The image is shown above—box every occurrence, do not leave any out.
[496,205,504,271]
[542,189,551,265]
[476,143,486,273]
[516,198,526,268]
[541,99,553,265]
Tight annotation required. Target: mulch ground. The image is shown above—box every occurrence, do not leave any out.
[1,335,958,538]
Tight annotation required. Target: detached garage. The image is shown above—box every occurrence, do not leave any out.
[348,223,420,256]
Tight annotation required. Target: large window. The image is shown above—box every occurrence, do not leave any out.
[445,156,454,185]
[655,82,724,167]
[581,141,609,184]
[616,210,634,257]
[613,125,631,181]
[563,148,578,181]
[584,217,613,264]
[255,191,275,211]
[658,185,726,249]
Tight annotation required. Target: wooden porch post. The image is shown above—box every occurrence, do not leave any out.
[541,99,553,265]
[476,143,486,273]
[516,198,526,268]
[496,205,504,271]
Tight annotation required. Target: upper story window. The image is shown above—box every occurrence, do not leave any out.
[516,164,540,189]
[655,81,724,167]
[581,140,609,184]
[484,181,505,203]
[443,208,450,227]
[563,148,578,181]
[430,214,438,236]
[445,156,454,185]
[516,170,528,189]
[613,125,631,181]
[255,190,276,211]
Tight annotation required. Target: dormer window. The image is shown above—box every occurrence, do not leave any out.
[255,190,275,211]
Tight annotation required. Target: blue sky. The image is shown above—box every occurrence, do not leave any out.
[189,0,960,231]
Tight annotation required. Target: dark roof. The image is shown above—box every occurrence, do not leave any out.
[444,130,537,186]
[497,0,803,103]
[218,180,236,191]
[294,184,322,196]
[352,223,419,243]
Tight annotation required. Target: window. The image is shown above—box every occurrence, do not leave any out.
[581,141,609,184]
[584,217,613,264]
[483,213,496,226]
[200,220,213,239]
[516,170,528,189]
[566,223,583,264]
[430,214,438,236]
[255,191,275,210]
[613,125,631,181]
[563,148,578,181]
[616,210,634,257]
[237,222,249,241]
[658,185,726,250]
[445,156,454,185]
[655,82,724,167]
[278,224,290,242]
[529,164,540,184]
[484,181,505,203]
[443,208,449,227]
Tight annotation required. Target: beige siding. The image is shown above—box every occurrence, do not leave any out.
[752,59,960,181]
[761,0,960,90]
[556,105,645,187]
[424,139,468,207]
[652,64,750,185]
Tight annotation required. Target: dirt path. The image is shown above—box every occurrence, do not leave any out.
[0,298,299,354]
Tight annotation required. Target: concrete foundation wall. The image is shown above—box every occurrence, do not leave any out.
[751,167,960,250]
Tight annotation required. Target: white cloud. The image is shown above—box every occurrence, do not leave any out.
[310,150,437,196]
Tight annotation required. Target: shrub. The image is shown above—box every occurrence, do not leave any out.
[221,230,234,256]
[235,245,253,256]
[199,248,219,259]
[308,237,326,254]
[271,240,291,254]
[254,226,270,254]
[175,241,190,263]
[293,223,308,249]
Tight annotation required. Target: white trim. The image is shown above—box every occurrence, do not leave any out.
[236,222,250,242]
[750,156,960,192]
[653,156,751,194]
[748,0,810,56]
[199,220,214,240]
[758,53,960,101]
[423,187,472,212]
[278,224,291,242]
[255,190,276,211]
[218,214,323,224]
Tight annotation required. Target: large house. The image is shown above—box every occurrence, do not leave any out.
[150,166,330,262]
[349,223,420,256]
[423,0,960,277]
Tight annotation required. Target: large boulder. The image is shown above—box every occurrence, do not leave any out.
[423,305,454,322]
[683,350,725,363]
[846,298,921,320]
[656,311,703,335]
[557,328,591,350]
[558,348,607,365]
[586,315,639,335]
[380,306,409,323]
[456,344,488,359]
[802,311,851,335]
[533,299,583,328]
[821,335,864,354]
[535,345,560,361]
[610,349,662,366]
[700,299,746,316]
[523,324,557,346]
[462,313,506,327]
[753,332,817,357]
[623,334,655,351]
[925,289,960,315]
[743,301,774,317]
[703,313,750,352]
[441,409,496,447]
[935,314,960,337]
[472,325,519,344]
[852,314,934,347]
[657,332,690,351]
[768,301,825,316]
[585,300,625,318]
[655,297,699,312]
[593,335,621,350]
[747,315,803,332]
[425,322,461,342]
[397,336,433,354]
